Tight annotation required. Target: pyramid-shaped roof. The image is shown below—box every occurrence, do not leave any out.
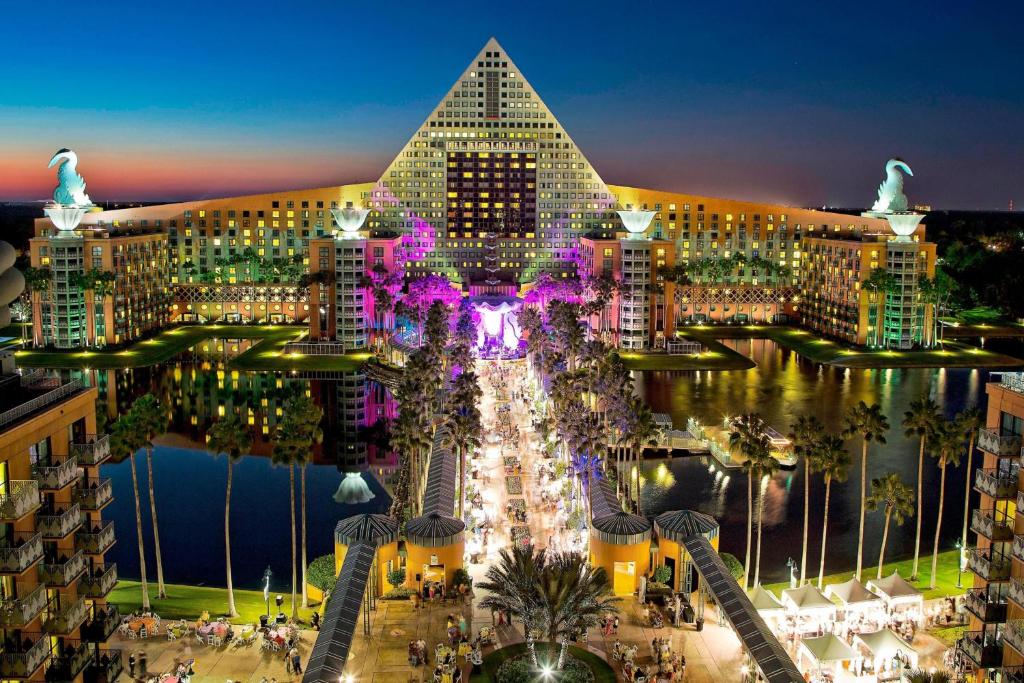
[824,577,881,606]
[800,634,856,663]
[866,572,923,603]
[781,583,836,613]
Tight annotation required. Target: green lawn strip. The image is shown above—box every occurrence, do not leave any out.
[110,580,319,625]
[229,335,371,372]
[619,335,755,371]
[762,549,965,601]
[928,625,967,648]
[942,322,1024,339]
[472,642,616,683]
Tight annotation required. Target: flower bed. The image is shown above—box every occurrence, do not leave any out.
[505,476,523,495]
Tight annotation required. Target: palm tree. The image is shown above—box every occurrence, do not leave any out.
[477,545,546,667]
[903,396,940,580]
[132,394,168,599]
[867,473,915,579]
[930,420,965,589]
[207,413,253,617]
[957,407,984,570]
[816,434,852,588]
[284,395,323,609]
[730,413,769,588]
[843,401,889,581]
[443,410,481,520]
[751,444,781,588]
[272,418,306,619]
[622,398,659,514]
[903,669,952,683]
[789,415,824,585]
[111,414,150,610]
[863,268,895,347]
[542,553,619,670]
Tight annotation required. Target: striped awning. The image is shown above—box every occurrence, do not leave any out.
[406,512,465,547]
[588,475,622,520]
[421,428,458,518]
[592,510,652,545]
[334,513,399,547]
[654,509,719,543]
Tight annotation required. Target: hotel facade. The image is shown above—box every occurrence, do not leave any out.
[30,38,936,351]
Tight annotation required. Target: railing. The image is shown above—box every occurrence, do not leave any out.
[71,434,110,465]
[1015,535,1024,563]
[43,595,88,634]
[1001,373,1024,395]
[0,584,47,627]
[974,508,1015,541]
[968,547,1012,581]
[39,551,86,587]
[0,480,41,521]
[976,467,1019,499]
[0,378,82,429]
[959,630,1004,667]
[37,504,82,539]
[84,649,122,683]
[1007,620,1024,656]
[75,521,115,555]
[979,429,1024,457]
[31,455,79,490]
[81,603,120,642]
[44,640,91,682]
[0,633,49,678]
[78,563,117,599]
[964,587,1008,623]
[1011,578,1024,607]
[985,666,1024,683]
[0,532,43,573]
[74,479,113,511]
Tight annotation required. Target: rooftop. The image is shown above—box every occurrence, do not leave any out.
[0,366,85,433]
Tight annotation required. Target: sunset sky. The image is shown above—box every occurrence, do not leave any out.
[2,0,1021,209]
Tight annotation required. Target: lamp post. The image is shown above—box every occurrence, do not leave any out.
[263,566,273,618]
[955,541,963,588]
[786,557,797,589]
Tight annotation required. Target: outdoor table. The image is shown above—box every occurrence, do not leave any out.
[161,676,179,683]
[128,617,157,634]
[198,622,228,637]
[267,628,288,645]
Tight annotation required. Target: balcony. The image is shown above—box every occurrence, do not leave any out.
[31,456,79,491]
[964,588,1008,623]
[0,584,47,628]
[960,630,1004,667]
[0,532,44,574]
[74,479,113,511]
[979,429,1024,457]
[44,641,91,683]
[1015,535,1024,563]
[37,504,82,540]
[0,480,41,521]
[78,563,117,599]
[83,650,122,683]
[985,667,1024,683]
[968,547,1012,581]
[39,551,86,587]
[0,633,49,679]
[1007,620,1024,656]
[81,603,120,643]
[70,434,110,466]
[1010,578,1024,607]
[75,521,115,555]
[976,467,1019,499]
[43,595,88,634]
[974,509,1015,542]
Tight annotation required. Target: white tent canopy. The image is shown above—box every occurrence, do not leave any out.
[825,578,882,609]
[853,629,918,668]
[866,572,924,607]
[783,584,838,616]
[800,634,856,665]
[750,586,785,614]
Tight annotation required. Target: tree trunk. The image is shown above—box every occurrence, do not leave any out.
[130,454,151,610]
[146,447,167,598]
[290,463,298,619]
[459,446,466,520]
[931,461,947,590]
[856,440,868,582]
[818,478,832,589]
[526,633,539,667]
[744,474,753,590]
[961,434,976,570]
[754,477,765,587]
[225,460,238,617]
[800,463,809,586]
[912,435,926,580]
[878,508,892,580]
[557,637,570,670]
[301,463,309,609]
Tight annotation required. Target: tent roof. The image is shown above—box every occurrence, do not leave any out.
[750,586,784,612]
[592,510,652,545]
[405,512,465,547]
[782,584,836,612]
[654,509,719,542]
[866,572,923,602]
[825,578,882,606]
[853,629,917,662]
[800,634,856,663]
[334,513,399,547]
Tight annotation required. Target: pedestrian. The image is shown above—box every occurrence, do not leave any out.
[311,611,320,631]
[128,652,136,677]
[613,616,619,634]
[291,647,302,674]
[138,651,147,676]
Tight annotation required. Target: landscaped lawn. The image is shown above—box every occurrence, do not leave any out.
[762,549,965,601]
[472,642,616,683]
[110,580,320,625]
[619,335,755,371]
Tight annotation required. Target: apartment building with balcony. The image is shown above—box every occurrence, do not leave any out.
[0,350,119,682]
[958,372,1024,682]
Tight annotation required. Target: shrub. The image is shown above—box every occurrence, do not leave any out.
[307,554,336,593]
[496,654,594,683]
[452,567,472,588]
[651,565,672,585]
[720,552,744,581]
[383,587,416,600]
[387,568,407,588]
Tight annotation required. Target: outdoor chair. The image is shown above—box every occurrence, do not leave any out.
[207,634,217,646]
[139,627,148,639]
[194,634,205,646]
[126,629,137,640]
[166,630,177,641]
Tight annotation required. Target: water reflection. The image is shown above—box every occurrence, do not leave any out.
[635,338,997,583]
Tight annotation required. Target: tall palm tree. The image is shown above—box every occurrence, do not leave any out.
[863,268,895,347]
[111,414,150,610]
[867,473,915,579]
[207,413,252,618]
[903,396,941,580]
[132,394,168,599]
[477,545,546,667]
[843,401,889,581]
[539,552,619,670]
[284,395,323,609]
[816,434,852,588]
[730,413,769,589]
[622,398,659,514]
[957,407,984,569]
[751,444,781,588]
[271,418,305,619]
[789,415,824,586]
[930,420,965,589]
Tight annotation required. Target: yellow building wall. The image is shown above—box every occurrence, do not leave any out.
[654,534,720,593]
[404,540,464,590]
[333,540,402,598]
[589,535,651,595]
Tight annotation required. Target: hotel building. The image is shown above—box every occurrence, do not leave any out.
[0,349,119,682]
[30,38,935,351]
